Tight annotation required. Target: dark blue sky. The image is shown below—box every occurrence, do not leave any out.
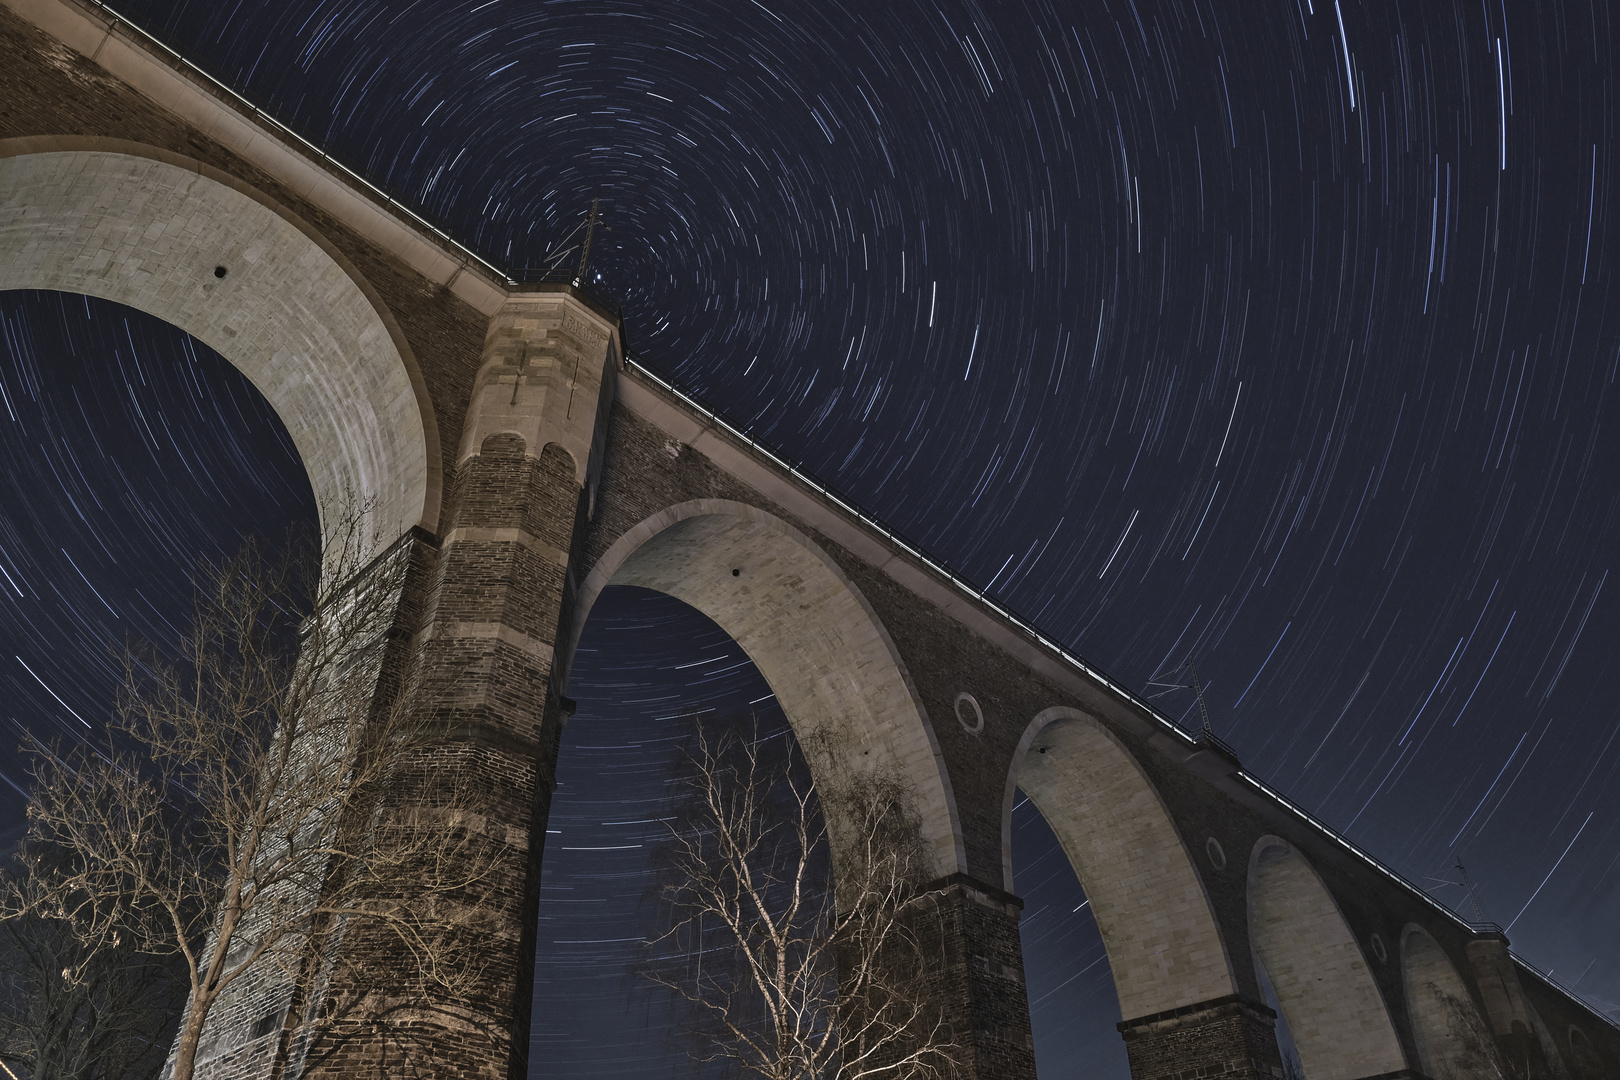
[3,0,1618,1074]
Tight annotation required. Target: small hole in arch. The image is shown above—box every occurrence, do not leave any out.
[213,265,227,279]
[1369,932,1388,964]
[732,568,740,577]
[1204,836,1227,871]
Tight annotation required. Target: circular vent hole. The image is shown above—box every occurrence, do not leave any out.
[954,692,984,734]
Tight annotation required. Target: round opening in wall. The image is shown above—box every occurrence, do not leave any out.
[213,265,227,278]
[1205,836,1227,870]
[1369,932,1388,964]
[732,568,740,577]
[954,692,984,734]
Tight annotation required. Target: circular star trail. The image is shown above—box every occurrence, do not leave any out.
[4,0,1620,1075]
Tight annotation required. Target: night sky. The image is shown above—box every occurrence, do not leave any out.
[4,0,1619,1076]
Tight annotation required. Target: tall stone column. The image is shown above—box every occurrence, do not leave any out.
[295,288,619,1080]
[1115,995,1285,1079]
[1466,931,1555,1075]
[170,532,434,1080]
[917,874,1038,1080]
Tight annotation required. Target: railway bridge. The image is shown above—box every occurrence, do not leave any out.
[2,0,1615,1076]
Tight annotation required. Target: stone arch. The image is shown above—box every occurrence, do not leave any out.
[481,432,529,455]
[1401,923,1499,1078]
[0,141,439,556]
[1248,837,1406,1078]
[1004,706,1239,1020]
[1528,1001,1576,1080]
[1567,1024,1605,1080]
[574,499,965,876]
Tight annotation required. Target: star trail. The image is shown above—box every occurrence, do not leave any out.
[3,0,1619,1075]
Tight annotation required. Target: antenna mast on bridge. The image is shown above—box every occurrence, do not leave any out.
[575,197,601,284]
[1147,654,1214,739]
[535,199,609,283]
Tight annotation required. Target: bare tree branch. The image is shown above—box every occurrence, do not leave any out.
[646,720,959,1080]
[1,513,504,1080]
[0,841,186,1080]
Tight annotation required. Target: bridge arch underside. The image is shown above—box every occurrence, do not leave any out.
[0,146,435,557]
[1248,837,1405,1080]
[1401,923,1500,1078]
[1009,708,1238,1023]
[575,500,964,878]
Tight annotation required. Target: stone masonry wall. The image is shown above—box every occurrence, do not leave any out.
[584,376,1620,1076]
[1117,996,1285,1080]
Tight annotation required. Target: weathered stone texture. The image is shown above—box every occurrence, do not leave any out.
[1117,995,1284,1080]
[1248,839,1406,1079]
[1017,713,1239,1018]
[920,876,1037,1080]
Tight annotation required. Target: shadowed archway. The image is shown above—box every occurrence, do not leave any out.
[572,499,964,879]
[1247,836,1405,1079]
[1004,707,1239,1025]
[530,585,809,1076]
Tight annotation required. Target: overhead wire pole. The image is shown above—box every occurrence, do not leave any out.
[1456,857,1487,923]
[1147,654,1214,739]
[1422,856,1490,925]
[1188,659,1213,740]
[523,201,606,282]
[575,197,601,284]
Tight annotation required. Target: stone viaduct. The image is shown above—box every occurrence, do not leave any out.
[2,0,1616,1076]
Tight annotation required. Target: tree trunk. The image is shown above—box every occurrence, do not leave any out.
[170,998,210,1080]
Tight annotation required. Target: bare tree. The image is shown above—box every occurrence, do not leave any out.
[0,841,186,1080]
[0,519,502,1080]
[647,722,958,1080]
